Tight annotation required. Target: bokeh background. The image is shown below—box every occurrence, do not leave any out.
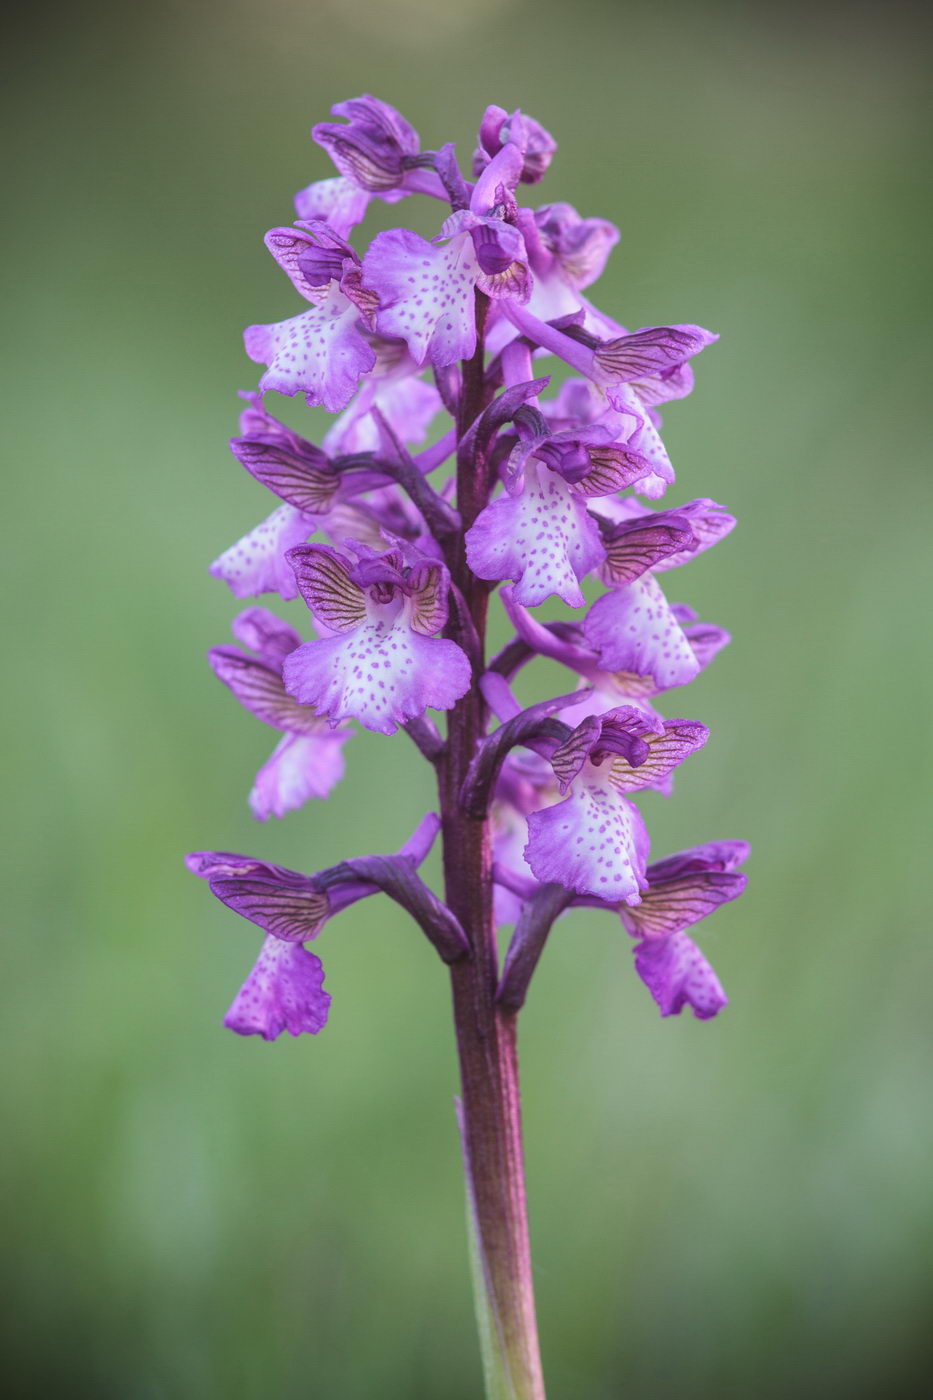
[4,1,932,1396]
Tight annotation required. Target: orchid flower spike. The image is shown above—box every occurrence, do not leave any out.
[189,93,748,1400]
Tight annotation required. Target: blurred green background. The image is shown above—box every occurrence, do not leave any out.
[3,1,932,1396]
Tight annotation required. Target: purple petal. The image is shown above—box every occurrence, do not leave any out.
[230,607,302,669]
[244,288,376,413]
[363,228,480,367]
[224,936,331,1040]
[283,626,471,735]
[620,867,747,940]
[186,851,310,881]
[466,464,604,607]
[314,95,419,192]
[534,202,620,289]
[286,544,367,632]
[584,575,700,690]
[208,870,330,942]
[651,499,737,572]
[685,623,732,672]
[322,367,440,456]
[407,560,451,635]
[604,719,708,794]
[475,106,557,185]
[263,224,347,303]
[294,176,373,237]
[647,840,750,882]
[633,931,728,1020]
[209,504,313,601]
[594,324,718,384]
[209,646,333,734]
[598,514,697,585]
[525,776,649,902]
[229,435,339,516]
[250,731,350,820]
[607,383,675,498]
[633,361,695,408]
[549,714,603,791]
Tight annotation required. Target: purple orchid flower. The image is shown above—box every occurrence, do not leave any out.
[490,750,561,925]
[312,95,432,195]
[619,841,748,1019]
[187,812,442,1040]
[208,396,342,597]
[524,706,708,902]
[582,497,736,689]
[503,316,718,497]
[282,541,471,734]
[191,96,749,1396]
[465,371,649,606]
[362,143,531,367]
[294,98,447,237]
[209,606,352,820]
[500,585,730,724]
[321,343,441,456]
[244,220,378,413]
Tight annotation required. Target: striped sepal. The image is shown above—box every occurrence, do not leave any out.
[600,520,695,585]
[620,869,747,939]
[232,438,339,514]
[186,851,310,882]
[287,546,367,632]
[407,561,449,636]
[550,715,601,792]
[209,875,331,942]
[574,445,652,498]
[209,647,328,735]
[607,720,708,793]
[263,227,331,302]
[593,325,714,382]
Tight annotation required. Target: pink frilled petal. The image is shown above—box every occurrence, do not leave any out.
[224,935,331,1040]
[244,285,376,413]
[363,228,481,368]
[633,931,727,1020]
[250,731,350,820]
[210,504,313,600]
[294,177,375,237]
[282,622,470,735]
[584,574,700,690]
[322,364,440,456]
[525,766,649,902]
[466,463,604,607]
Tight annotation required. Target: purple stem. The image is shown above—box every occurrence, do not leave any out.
[438,293,547,1398]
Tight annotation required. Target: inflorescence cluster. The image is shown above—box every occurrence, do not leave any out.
[187,96,748,1041]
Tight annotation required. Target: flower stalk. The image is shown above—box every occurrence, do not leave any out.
[187,95,749,1397]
